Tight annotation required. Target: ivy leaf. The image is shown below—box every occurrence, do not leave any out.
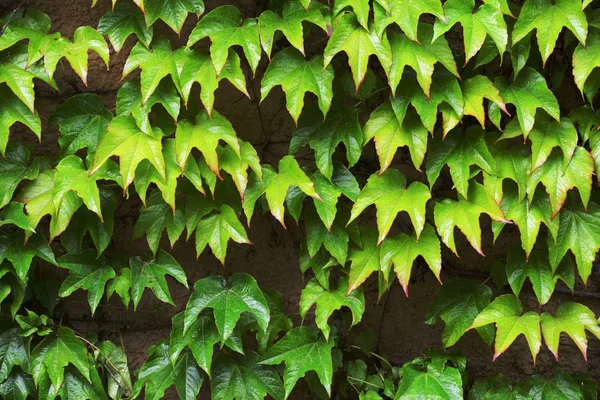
[505,247,574,306]
[0,202,35,233]
[433,0,507,64]
[349,169,430,245]
[98,2,153,52]
[300,277,365,341]
[395,362,463,399]
[98,340,132,400]
[130,250,188,310]
[324,13,392,91]
[519,370,587,399]
[31,327,90,391]
[218,141,262,198]
[526,147,593,218]
[0,144,39,209]
[116,78,180,136]
[261,48,334,124]
[170,313,219,376]
[184,273,270,342]
[373,0,445,42]
[259,1,328,57]
[495,67,560,136]
[470,294,541,362]
[193,205,251,263]
[55,366,107,400]
[0,369,36,400]
[573,31,600,95]
[0,85,41,156]
[212,352,284,400]
[311,167,359,229]
[133,192,185,256]
[175,111,240,176]
[434,182,509,256]
[0,9,52,64]
[0,323,30,382]
[122,37,182,105]
[348,228,381,295]
[0,232,57,283]
[54,155,120,221]
[187,6,261,75]
[57,250,116,315]
[483,139,530,204]
[549,200,600,284]
[178,48,248,116]
[541,302,600,361]
[49,93,112,156]
[0,63,36,114]
[106,268,131,308]
[512,0,587,65]
[45,27,110,86]
[493,186,559,258]
[364,98,429,174]
[91,115,166,191]
[332,0,369,29]
[426,278,493,348]
[461,76,507,127]
[305,202,354,265]
[134,0,204,33]
[426,126,495,199]
[260,326,334,399]
[258,291,293,353]
[380,224,441,296]
[388,24,458,98]
[132,341,204,400]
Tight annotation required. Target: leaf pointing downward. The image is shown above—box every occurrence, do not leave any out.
[134,0,204,33]
[373,0,445,42]
[98,2,153,53]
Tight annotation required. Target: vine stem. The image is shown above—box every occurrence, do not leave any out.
[0,0,28,37]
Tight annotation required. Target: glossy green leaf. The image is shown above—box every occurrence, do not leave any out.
[373,0,445,42]
[0,85,41,156]
[348,228,381,295]
[98,2,153,52]
[134,0,204,33]
[0,144,39,209]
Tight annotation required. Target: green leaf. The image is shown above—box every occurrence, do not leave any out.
[388,24,458,98]
[332,0,369,29]
[132,341,204,400]
[91,115,166,191]
[395,361,463,399]
[493,185,559,258]
[483,139,530,204]
[170,313,219,376]
[495,67,560,136]
[219,141,262,198]
[364,99,429,173]
[434,182,509,256]
[0,9,52,64]
[106,268,131,308]
[300,277,365,341]
[427,126,495,199]
[177,48,248,116]
[175,111,240,175]
[134,0,205,33]
[349,169,430,244]
[188,6,261,75]
[49,93,112,157]
[16,309,53,337]
[116,77,180,136]
[31,327,90,391]
[470,294,541,362]
[433,0,507,64]
[348,228,381,295]
[468,375,529,400]
[460,76,507,127]
[133,192,185,256]
[98,340,132,400]
[290,108,362,180]
[260,326,334,399]
[505,247,574,305]
[549,200,600,284]
[0,202,35,233]
[380,224,441,295]
[324,13,392,91]
[0,323,30,382]
[541,302,600,361]
[122,37,183,104]
[526,147,593,218]
[573,30,600,96]
[0,232,57,283]
[0,143,39,209]
[57,250,115,315]
[373,0,445,42]
[212,352,284,400]
[0,369,36,400]
[426,278,493,348]
[259,1,328,57]
[258,291,293,353]
[184,273,269,342]
[130,250,188,310]
[519,370,586,399]
[56,366,108,400]
[261,48,334,124]
[98,2,153,52]
[0,85,41,156]
[512,0,587,64]
[193,205,251,263]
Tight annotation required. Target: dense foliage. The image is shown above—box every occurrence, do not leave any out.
[1,0,600,398]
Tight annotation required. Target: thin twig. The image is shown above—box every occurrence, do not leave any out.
[0,0,28,37]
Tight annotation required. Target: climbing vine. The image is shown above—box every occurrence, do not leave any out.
[1,0,600,398]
